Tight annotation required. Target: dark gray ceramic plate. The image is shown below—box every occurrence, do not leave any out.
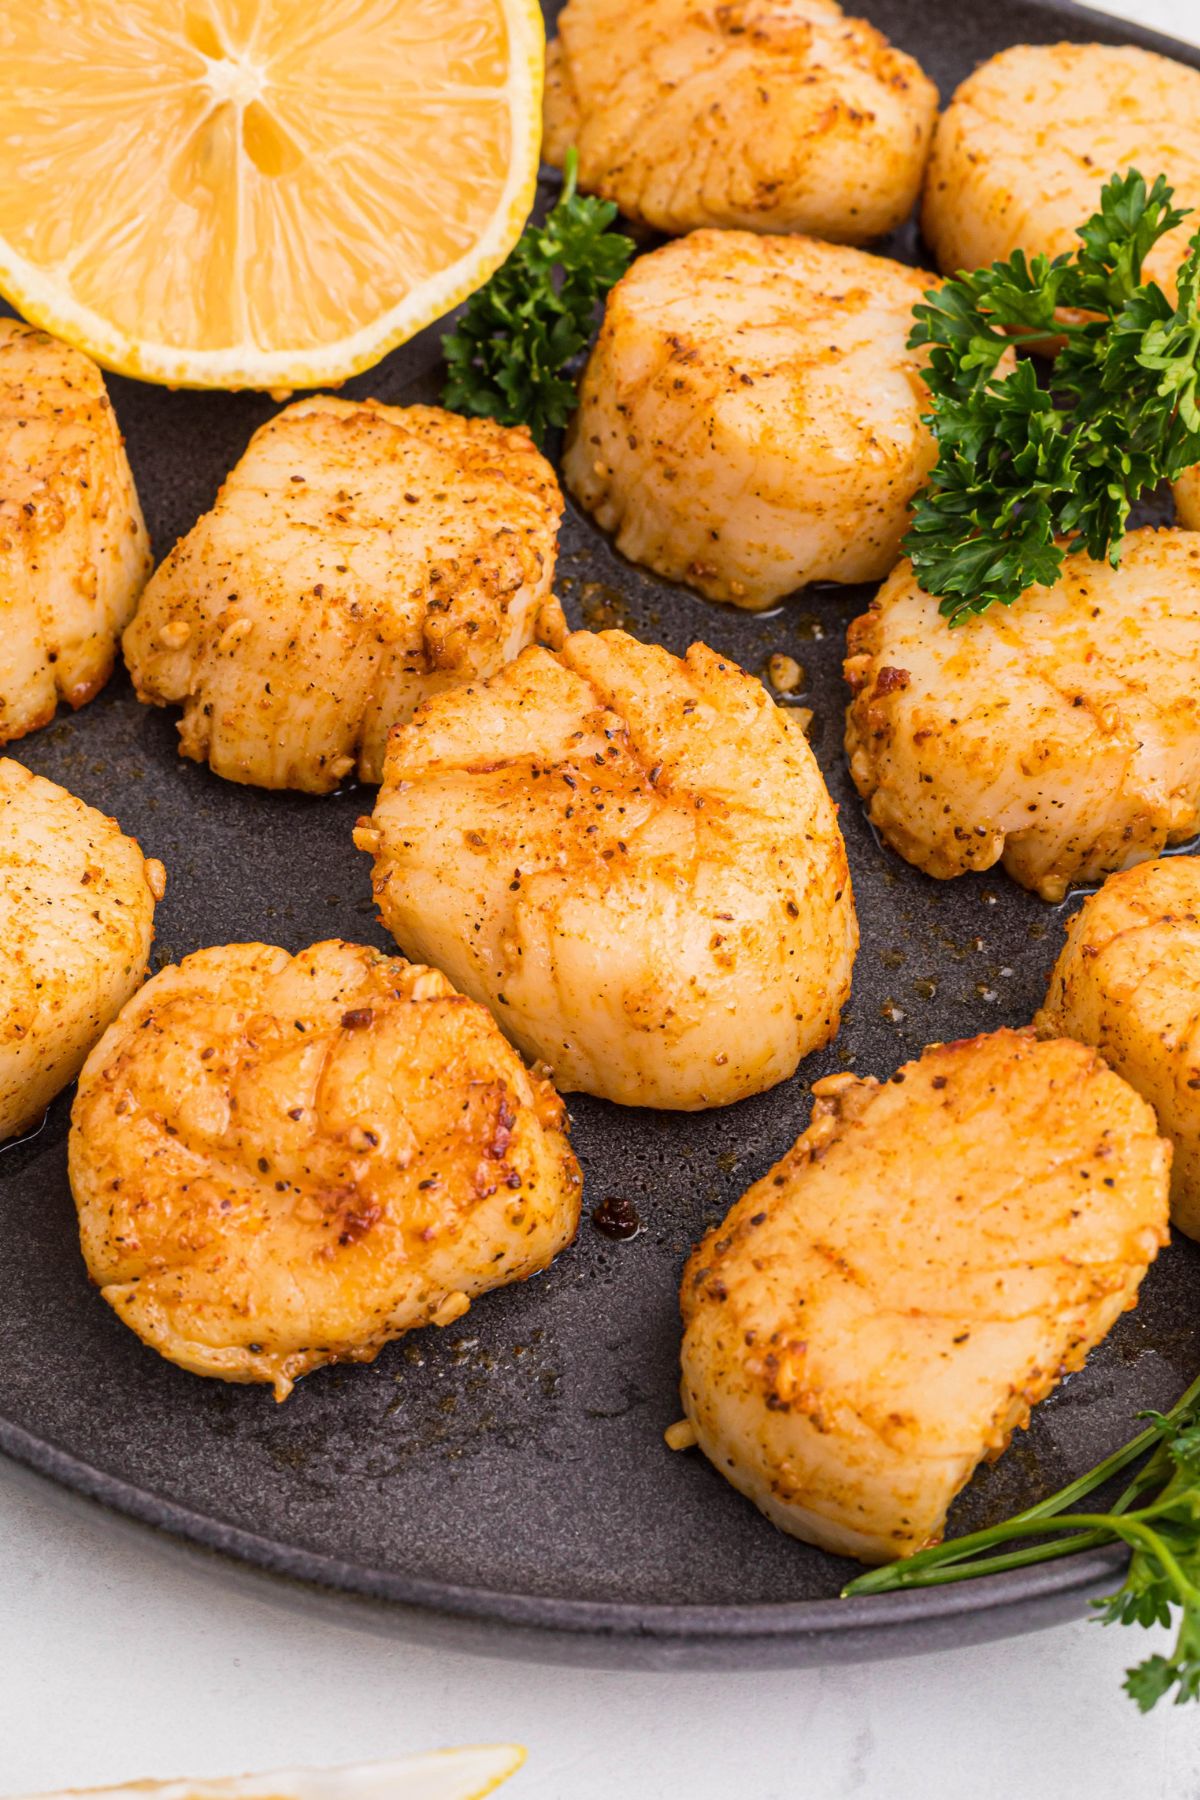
[1,0,1197,1671]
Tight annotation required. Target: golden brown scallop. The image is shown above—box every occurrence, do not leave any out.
[0,757,161,1140]
[1037,855,1200,1241]
[69,939,581,1400]
[543,0,937,241]
[678,1029,1170,1564]
[923,44,1200,296]
[564,230,936,608]
[1174,465,1200,530]
[122,397,564,792]
[0,318,149,743]
[360,629,857,1110]
[844,530,1200,901]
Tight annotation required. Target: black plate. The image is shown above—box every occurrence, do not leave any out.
[1,0,1197,1670]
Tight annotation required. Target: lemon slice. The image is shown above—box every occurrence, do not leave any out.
[0,1,543,390]
[18,1744,525,1800]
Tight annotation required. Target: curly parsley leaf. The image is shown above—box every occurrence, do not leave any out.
[441,149,634,446]
[908,169,1200,623]
[1074,170,1187,304]
[842,1373,1200,1712]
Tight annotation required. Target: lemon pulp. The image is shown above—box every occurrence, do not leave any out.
[0,0,544,387]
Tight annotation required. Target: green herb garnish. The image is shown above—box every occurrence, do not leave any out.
[842,1370,1200,1710]
[908,169,1200,622]
[441,148,633,447]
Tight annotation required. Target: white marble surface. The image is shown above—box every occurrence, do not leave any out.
[5,1,1200,1794]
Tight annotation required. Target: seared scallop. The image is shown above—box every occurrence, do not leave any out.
[1037,855,1200,1241]
[360,630,856,1110]
[845,530,1200,901]
[123,398,565,793]
[0,757,161,1140]
[678,1029,1170,1564]
[1174,465,1200,530]
[69,939,581,1400]
[564,230,936,608]
[923,44,1200,295]
[0,318,149,744]
[543,0,937,241]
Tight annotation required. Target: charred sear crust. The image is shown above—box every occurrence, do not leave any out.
[679,1029,1170,1564]
[123,398,565,793]
[361,628,857,1110]
[69,939,582,1400]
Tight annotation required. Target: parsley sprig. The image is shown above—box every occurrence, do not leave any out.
[908,170,1200,622]
[843,1371,1200,1710]
[441,149,634,446]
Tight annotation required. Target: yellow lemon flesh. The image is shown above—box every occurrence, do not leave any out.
[0,1,544,389]
[17,1744,527,1800]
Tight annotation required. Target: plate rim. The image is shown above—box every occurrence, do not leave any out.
[2,0,1195,1665]
[0,1409,1130,1652]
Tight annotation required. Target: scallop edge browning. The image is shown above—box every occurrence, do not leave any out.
[678,1029,1171,1564]
[0,755,162,1141]
[922,42,1200,299]
[543,0,938,242]
[1036,854,1200,1243]
[0,317,150,745]
[844,530,1200,901]
[1174,465,1200,529]
[69,939,582,1400]
[122,396,566,793]
[563,229,937,608]
[361,628,858,1110]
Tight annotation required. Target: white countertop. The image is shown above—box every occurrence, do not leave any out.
[4,2,1200,1795]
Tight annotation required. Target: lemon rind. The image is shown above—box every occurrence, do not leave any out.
[0,3,544,392]
[17,1743,528,1800]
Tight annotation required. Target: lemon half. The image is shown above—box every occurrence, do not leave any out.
[18,1744,527,1800]
[0,0,544,389]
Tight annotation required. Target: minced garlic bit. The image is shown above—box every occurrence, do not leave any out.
[768,653,804,694]
[431,1290,471,1328]
[216,615,254,655]
[810,1071,858,1098]
[410,967,449,1003]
